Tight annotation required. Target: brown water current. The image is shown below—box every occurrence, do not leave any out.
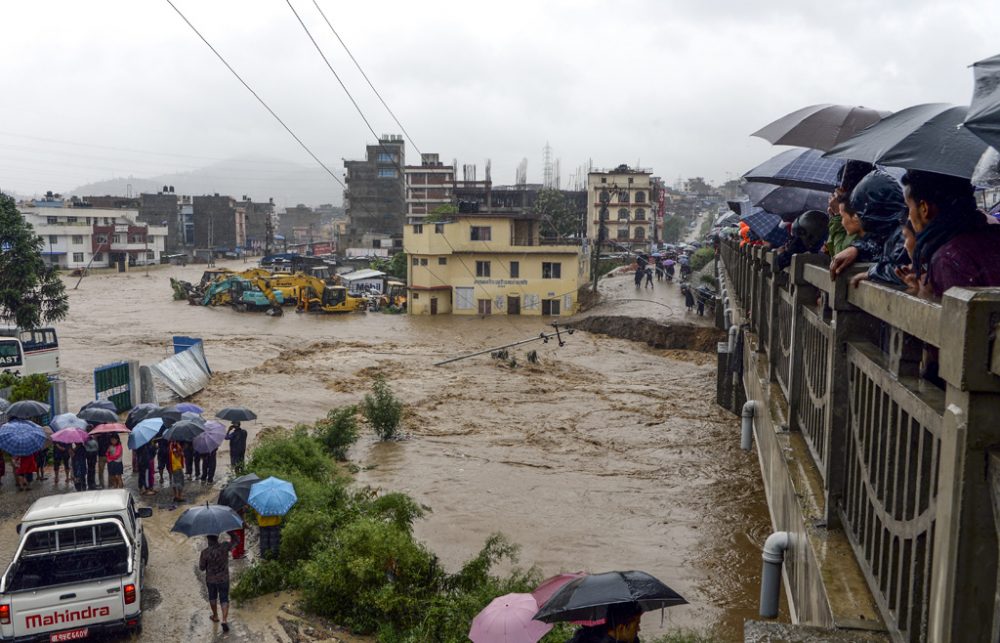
[0,262,773,641]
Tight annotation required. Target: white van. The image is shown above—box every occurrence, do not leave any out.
[0,491,150,641]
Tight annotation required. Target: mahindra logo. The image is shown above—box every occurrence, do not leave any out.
[25,606,111,630]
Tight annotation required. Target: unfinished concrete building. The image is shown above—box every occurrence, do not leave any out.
[343,134,405,249]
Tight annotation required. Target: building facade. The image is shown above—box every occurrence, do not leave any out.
[404,212,589,316]
[139,191,181,251]
[20,206,167,269]
[404,153,454,223]
[343,134,405,248]
[586,165,654,252]
[192,195,244,251]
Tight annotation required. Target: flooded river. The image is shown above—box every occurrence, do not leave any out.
[0,261,772,641]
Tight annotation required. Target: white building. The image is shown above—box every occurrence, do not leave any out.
[20,206,168,269]
[404,153,455,224]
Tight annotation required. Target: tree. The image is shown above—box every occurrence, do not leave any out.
[423,204,457,223]
[662,216,686,243]
[532,189,581,238]
[370,252,407,280]
[0,193,68,330]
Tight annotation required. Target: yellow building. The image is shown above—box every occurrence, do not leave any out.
[586,165,653,251]
[404,211,589,316]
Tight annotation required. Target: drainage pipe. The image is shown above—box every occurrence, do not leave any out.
[741,400,757,451]
[759,531,792,618]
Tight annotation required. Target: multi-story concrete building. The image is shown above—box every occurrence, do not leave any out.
[343,134,405,248]
[240,197,275,254]
[403,211,589,316]
[192,194,245,251]
[20,206,167,269]
[404,153,455,223]
[139,190,181,251]
[586,165,654,252]
[278,204,321,245]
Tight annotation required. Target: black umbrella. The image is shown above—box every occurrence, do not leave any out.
[80,399,117,413]
[6,400,51,420]
[533,570,687,623]
[171,503,244,537]
[162,420,205,443]
[752,103,891,151]
[826,103,988,179]
[218,473,261,510]
[78,407,119,425]
[216,406,257,422]
[125,403,159,430]
[744,148,845,192]
[965,53,1000,150]
[742,182,830,222]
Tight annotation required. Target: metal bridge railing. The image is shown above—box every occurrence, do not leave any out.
[718,238,1000,643]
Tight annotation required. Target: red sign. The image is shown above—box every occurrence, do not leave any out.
[310,242,332,255]
[51,628,89,642]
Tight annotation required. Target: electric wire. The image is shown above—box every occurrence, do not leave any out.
[163,0,344,191]
[311,0,421,156]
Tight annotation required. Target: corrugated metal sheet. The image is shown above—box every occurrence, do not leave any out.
[149,342,211,398]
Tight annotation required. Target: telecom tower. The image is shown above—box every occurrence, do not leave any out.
[542,142,553,189]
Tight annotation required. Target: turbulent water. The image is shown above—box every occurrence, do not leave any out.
[0,262,772,642]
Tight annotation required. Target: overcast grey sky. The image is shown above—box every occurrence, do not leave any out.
[1,0,998,200]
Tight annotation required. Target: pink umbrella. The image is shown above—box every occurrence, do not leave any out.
[469,593,551,643]
[51,428,90,444]
[89,423,130,435]
[532,573,603,627]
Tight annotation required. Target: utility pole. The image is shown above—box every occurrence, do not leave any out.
[592,188,609,293]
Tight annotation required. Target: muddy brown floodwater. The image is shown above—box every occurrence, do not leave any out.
[0,262,772,642]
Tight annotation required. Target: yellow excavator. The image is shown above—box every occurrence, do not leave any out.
[295,277,366,313]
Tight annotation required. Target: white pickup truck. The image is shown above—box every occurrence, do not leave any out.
[0,490,151,642]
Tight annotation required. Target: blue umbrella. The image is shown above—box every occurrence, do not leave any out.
[247,477,298,517]
[128,417,164,450]
[171,503,244,538]
[0,420,48,456]
[174,403,204,414]
[742,208,789,247]
[50,413,88,431]
[744,148,845,192]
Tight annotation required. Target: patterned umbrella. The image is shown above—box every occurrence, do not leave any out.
[742,208,789,247]
[742,182,830,222]
[0,420,48,456]
[744,148,845,192]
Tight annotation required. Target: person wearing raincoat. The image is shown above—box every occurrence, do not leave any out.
[829,170,906,281]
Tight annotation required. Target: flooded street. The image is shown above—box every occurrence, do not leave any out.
[0,261,771,641]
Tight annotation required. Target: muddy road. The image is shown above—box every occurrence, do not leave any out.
[0,262,770,641]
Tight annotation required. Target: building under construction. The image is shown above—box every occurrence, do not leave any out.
[343,134,406,249]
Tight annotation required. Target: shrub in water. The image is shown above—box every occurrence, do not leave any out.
[313,405,359,461]
[230,558,290,602]
[363,374,403,440]
[689,247,716,272]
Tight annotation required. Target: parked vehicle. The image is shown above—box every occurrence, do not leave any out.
[0,328,60,377]
[0,491,151,641]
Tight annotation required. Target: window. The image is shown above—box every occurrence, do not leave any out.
[628,177,634,184]
[618,191,629,203]
[48,235,58,244]
[93,253,103,262]
[600,177,607,184]
[635,208,645,221]
[412,224,423,234]
[476,261,491,277]
[420,258,428,266]
[617,228,629,240]
[438,257,447,265]
[412,257,419,266]
[635,191,646,203]
[377,152,394,163]
[542,299,561,316]
[46,216,57,224]
[477,299,492,315]
[71,235,83,245]
[455,287,475,309]
[470,226,491,241]
[113,234,122,244]
[66,217,77,223]
[147,251,155,259]
[95,235,108,243]
[377,168,397,178]
[72,252,84,263]
[635,227,645,240]
[434,223,445,234]
[542,262,561,279]
[413,292,420,300]
[510,261,519,278]
[618,208,629,221]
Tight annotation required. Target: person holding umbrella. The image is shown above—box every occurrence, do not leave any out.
[247,476,296,559]
[52,437,71,486]
[565,603,643,643]
[71,443,88,492]
[225,421,247,470]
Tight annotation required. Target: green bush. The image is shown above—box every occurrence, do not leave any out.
[300,519,443,633]
[363,374,403,440]
[313,406,359,461]
[242,426,333,482]
[689,247,716,272]
[0,373,49,402]
[230,558,290,601]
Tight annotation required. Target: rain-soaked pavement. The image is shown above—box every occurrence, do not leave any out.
[0,260,771,642]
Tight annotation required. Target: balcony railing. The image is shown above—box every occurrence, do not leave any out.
[719,238,1000,643]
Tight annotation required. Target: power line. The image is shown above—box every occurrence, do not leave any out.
[284,0,389,154]
[163,0,345,191]
[311,0,422,157]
